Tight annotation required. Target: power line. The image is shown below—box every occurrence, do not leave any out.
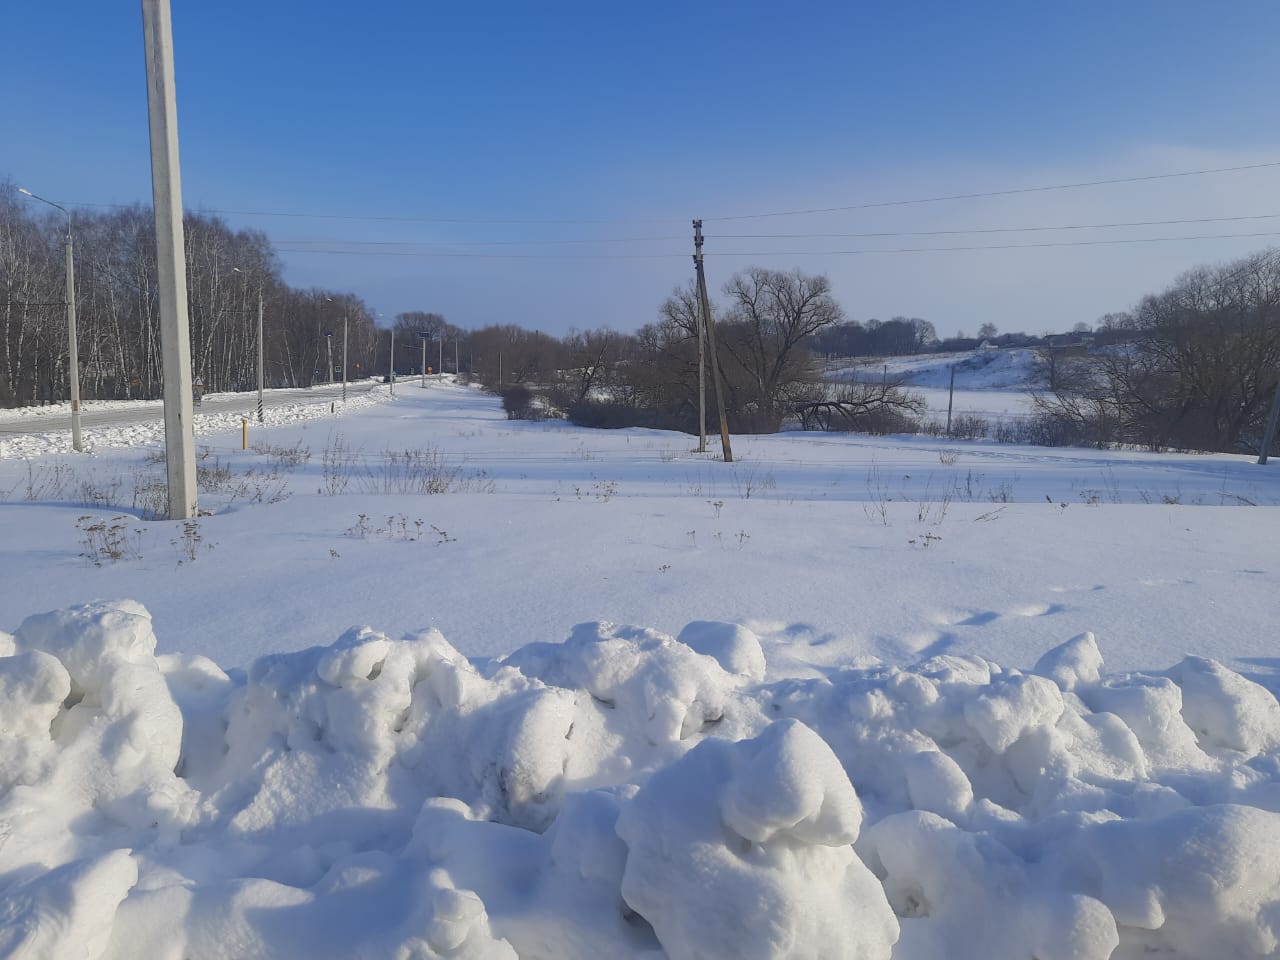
[270,212,1280,250]
[273,230,1280,260]
[712,212,1280,240]
[59,201,676,227]
[706,231,1280,256]
[274,246,686,259]
[275,235,688,247]
[702,160,1280,222]
[51,159,1280,228]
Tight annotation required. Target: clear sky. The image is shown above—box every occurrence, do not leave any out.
[6,1,1280,337]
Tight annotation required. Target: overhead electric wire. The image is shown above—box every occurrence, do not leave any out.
[58,201,675,227]
[274,234,689,247]
[703,230,1280,256]
[274,229,1280,260]
[711,212,1280,240]
[702,160,1280,222]
[270,212,1280,250]
[55,158,1280,227]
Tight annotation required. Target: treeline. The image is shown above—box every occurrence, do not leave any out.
[483,267,918,435]
[1,181,381,406]
[477,253,1280,456]
[1036,249,1280,454]
[9,171,1275,455]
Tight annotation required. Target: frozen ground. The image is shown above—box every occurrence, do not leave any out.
[1,377,1279,958]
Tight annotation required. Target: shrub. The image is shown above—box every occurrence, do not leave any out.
[501,385,547,420]
[567,399,673,431]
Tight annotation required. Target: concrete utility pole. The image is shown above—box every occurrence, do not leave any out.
[141,0,197,519]
[324,296,348,402]
[693,219,732,462]
[256,290,264,421]
[455,338,459,377]
[18,188,82,452]
[419,332,428,388]
[696,278,707,453]
[325,332,334,385]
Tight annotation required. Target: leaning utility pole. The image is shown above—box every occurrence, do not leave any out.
[694,219,732,462]
[141,0,197,519]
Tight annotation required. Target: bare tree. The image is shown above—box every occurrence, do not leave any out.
[1036,248,1280,451]
[719,267,843,428]
[563,327,625,404]
[795,379,925,432]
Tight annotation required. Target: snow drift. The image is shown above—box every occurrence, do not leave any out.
[3,601,1280,959]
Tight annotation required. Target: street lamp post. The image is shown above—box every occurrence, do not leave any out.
[438,335,444,381]
[325,332,334,386]
[19,188,82,452]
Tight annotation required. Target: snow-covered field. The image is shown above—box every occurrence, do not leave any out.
[2,378,1279,958]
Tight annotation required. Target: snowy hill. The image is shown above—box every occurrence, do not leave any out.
[824,347,1048,423]
[829,347,1046,392]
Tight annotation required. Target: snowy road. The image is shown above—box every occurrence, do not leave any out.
[0,380,378,437]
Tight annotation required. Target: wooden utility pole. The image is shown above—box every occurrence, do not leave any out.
[946,366,956,436]
[694,219,732,462]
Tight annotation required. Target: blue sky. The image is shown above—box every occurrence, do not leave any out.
[6,1,1280,336]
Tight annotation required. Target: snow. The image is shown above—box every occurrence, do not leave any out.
[1,376,1280,957]
[828,347,1047,421]
[0,383,383,460]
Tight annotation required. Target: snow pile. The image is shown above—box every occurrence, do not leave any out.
[3,602,1280,958]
